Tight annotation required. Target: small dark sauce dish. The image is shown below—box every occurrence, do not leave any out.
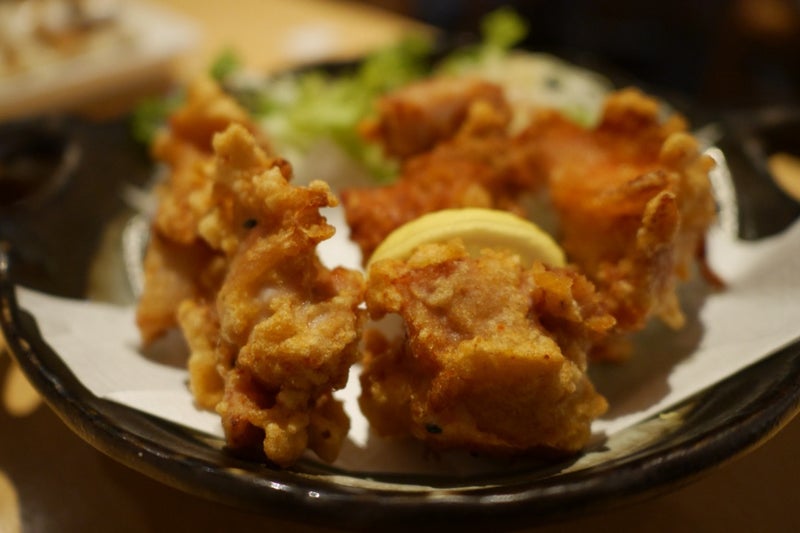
[0,118,80,208]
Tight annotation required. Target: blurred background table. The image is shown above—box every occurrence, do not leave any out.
[2,0,800,531]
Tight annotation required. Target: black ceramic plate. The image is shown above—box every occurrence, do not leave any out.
[2,103,800,532]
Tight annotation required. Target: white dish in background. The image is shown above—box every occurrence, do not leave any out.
[0,0,198,120]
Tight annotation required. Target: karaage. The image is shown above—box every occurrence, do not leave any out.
[136,83,366,467]
[359,76,512,159]
[519,88,717,357]
[136,77,268,344]
[342,77,541,261]
[360,240,614,456]
[207,126,365,467]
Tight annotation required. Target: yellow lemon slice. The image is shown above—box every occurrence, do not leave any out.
[368,208,565,268]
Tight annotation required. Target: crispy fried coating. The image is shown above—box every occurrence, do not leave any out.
[136,78,269,343]
[360,240,613,456]
[343,80,541,261]
[519,88,717,353]
[136,85,366,466]
[178,298,224,410]
[151,77,272,246]
[360,76,512,159]
[207,127,365,466]
[136,234,224,345]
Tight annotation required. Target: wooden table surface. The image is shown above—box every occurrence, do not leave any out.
[1,1,799,531]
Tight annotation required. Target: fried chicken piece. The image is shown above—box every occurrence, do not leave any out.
[360,240,614,456]
[151,77,273,245]
[360,76,512,159]
[136,78,269,343]
[204,126,365,467]
[178,298,224,410]
[136,234,224,345]
[519,88,717,353]
[137,89,366,466]
[342,84,541,262]
[164,76,271,155]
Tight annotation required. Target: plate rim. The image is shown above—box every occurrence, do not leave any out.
[3,248,800,530]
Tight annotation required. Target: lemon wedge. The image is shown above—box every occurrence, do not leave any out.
[368,208,566,268]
